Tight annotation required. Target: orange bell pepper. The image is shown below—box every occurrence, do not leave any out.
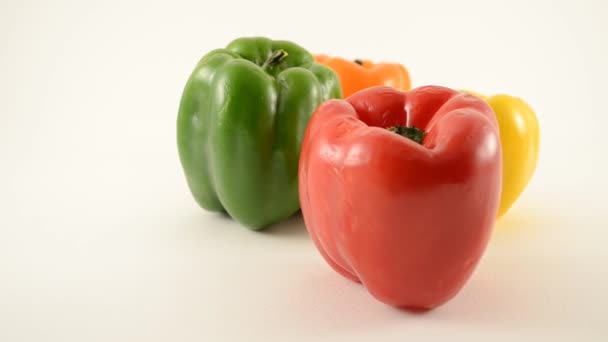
[315,55,411,98]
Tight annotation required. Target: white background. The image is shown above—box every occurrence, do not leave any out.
[1,0,607,340]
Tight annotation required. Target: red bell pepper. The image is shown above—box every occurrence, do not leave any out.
[299,86,502,310]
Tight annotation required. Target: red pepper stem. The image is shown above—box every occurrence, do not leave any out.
[387,126,425,144]
[262,49,288,71]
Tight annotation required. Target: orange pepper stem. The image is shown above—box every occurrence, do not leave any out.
[354,59,363,65]
[387,126,425,144]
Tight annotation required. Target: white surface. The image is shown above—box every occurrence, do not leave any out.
[1,0,607,341]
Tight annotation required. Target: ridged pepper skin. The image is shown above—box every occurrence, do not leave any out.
[177,37,342,229]
[299,86,502,309]
[463,91,540,218]
[314,54,411,97]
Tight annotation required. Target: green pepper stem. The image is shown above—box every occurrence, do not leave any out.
[387,126,425,144]
[262,49,288,70]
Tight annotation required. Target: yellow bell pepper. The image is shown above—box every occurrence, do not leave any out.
[463,91,540,218]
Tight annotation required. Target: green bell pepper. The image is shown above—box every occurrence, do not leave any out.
[177,37,342,229]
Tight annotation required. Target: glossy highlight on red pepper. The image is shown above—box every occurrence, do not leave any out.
[298,86,502,310]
